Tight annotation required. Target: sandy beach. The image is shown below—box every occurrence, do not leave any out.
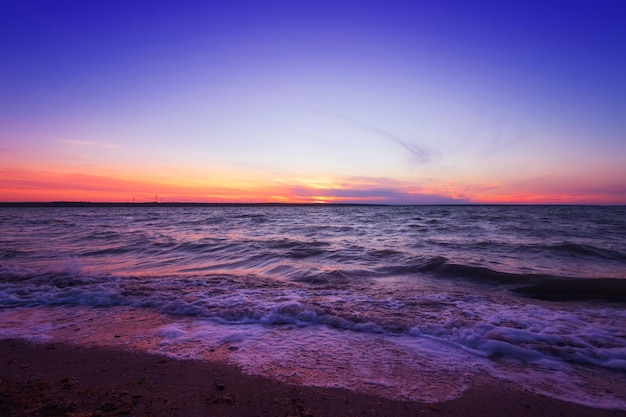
[0,338,621,417]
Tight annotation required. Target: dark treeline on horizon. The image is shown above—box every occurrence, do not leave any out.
[0,201,388,208]
[0,202,621,208]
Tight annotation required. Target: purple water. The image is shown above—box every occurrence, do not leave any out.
[1,205,625,407]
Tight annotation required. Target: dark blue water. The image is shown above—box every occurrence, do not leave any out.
[1,205,625,407]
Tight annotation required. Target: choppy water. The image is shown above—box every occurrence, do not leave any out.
[1,205,625,408]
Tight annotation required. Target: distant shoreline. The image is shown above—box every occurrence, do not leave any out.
[0,202,622,208]
[0,201,386,208]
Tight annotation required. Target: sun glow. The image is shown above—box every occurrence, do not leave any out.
[1,165,624,205]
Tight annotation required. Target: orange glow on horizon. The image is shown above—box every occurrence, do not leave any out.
[1,168,624,205]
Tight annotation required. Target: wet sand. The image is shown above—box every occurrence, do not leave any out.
[0,338,621,417]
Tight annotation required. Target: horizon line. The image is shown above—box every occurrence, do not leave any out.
[1,201,624,208]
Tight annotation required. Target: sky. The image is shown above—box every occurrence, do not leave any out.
[1,0,625,204]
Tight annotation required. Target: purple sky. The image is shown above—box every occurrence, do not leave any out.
[1,0,625,203]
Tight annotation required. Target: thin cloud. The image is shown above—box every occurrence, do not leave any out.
[289,185,468,204]
[479,112,529,157]
[58,139,117,149]
[285,175,469,204]
[303,107,439,164]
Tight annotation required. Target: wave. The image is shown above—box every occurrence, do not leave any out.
[0,267,383,333]
[422,260,550,284]
[0,249,32,259]
[379,257,542,284]
[378,257,626,302]
[266,239,330,259]
[549,242,626,260]
[411,320,626,371]
[512,277,626,301]
[437,264,626,302]
[1,263,626,372]
[290,269,353,285]
[3,245,625,303]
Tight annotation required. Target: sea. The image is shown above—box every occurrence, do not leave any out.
[1,204,625,409]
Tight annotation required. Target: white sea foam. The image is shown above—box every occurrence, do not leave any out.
[2,269,626,373]
[153,319,478,402]
[0,304,625,409]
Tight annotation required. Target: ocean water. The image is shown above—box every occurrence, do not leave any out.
[1,205,625,408]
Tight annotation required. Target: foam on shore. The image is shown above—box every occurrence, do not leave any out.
[1,305,625,410]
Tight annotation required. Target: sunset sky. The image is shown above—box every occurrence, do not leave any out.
[1,0,625,204]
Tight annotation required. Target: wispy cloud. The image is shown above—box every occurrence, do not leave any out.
[476,112,528,157]
[303,107,439,164]
[58,139,117,149]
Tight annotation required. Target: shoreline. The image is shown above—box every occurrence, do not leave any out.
[1,338,622,417]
